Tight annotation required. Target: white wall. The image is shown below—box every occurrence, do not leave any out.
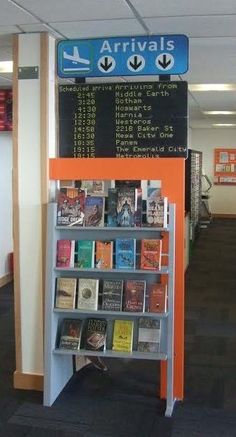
[192,128,236,215]
[0,131,13,277]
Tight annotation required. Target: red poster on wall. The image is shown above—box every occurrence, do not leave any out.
[0,89,12,131]
[214,148,236,185]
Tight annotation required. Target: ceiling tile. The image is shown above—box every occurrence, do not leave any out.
[0,25,21,35]
[51,19,145,38]
[0,0,38,25]
[130,0,236,17]
[16,0,135,21]
[144,15,236,38]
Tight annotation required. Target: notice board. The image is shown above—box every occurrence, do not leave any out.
[58,81,188,158]
[214,148,236,185]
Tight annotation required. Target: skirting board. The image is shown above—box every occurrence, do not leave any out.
[212,213,236,218]
[0,274,13,288]
[14,370,43,391]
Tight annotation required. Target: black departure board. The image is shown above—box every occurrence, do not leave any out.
[58,81,188,158]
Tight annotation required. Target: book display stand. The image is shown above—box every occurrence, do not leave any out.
[43,198,176,417]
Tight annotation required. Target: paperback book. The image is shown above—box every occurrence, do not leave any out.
[95,241,113,269]
[82,318,107,351]
[77,278,99,311]
[115,238,136,269]
[55,277,77,309]
[116,187,136,227]
[75,240,95,268]
[112,319,134,353]
[137,317,161,353]
[107,188,118,227]
[102,279,123,311]
[123,280,146,312]
[148,283,167,313]
[146,187,168,228]
[56,239,75,268]
[59,318,82,350]
[84,196,105,227]
[140,239,162,270]
[57,187,85,226]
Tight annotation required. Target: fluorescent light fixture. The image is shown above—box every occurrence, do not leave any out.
[189,84,236,91]
[0,61,13,73]
[212,123,236,127]
[203,111,236,115]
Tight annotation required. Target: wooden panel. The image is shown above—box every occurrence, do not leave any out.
[14,371,43,391]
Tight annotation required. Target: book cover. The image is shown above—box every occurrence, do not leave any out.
[95,241,113,269]
[57,187,85,226]
[134,187,143,227]
[140,239,162,270]
[81,180,105,196]
[102,279,123,311]
[107,188,118,227]
[112,319,134,352]
[148,283,167,313]
[116,187,136,227]
[84,196,105,227]
[146,190,168,228]
[115,238,136,269]
[82,318,107,351]
[123,280,146,312]
[56,239,75,268]
[137,317,161,353]
[75,240,95,268]
[59,318,82,350]
[77,278,99,310]
[55,277,77,309]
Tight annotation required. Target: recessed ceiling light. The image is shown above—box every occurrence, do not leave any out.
[203,111,236,115]
[189,84,236,91]
[0,61,13,73]
[212,123,236,127]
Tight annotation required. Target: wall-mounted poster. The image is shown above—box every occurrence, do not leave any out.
[214,148,236,185]
[0,89,12,131]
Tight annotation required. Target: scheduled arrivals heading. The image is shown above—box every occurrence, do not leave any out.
[57,34,189,78]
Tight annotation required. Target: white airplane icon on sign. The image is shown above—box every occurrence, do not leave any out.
[63,46,90,71]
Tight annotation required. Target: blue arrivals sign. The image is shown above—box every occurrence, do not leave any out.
[57,34,189,78]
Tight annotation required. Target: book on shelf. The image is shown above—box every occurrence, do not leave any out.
[134,187,142,227]
[95,241,113,269]
[123,280,146,312]
[81,180,105,196]
[82,318,107,351]
[140,239,162,270]
[148,283,167,313]
[102,279,123,311]
[107,188,118,227]
[112,319,134,353]
[146,188,168,228]
[116,187,136,227]
[77,278,99,310]
[56,187,85,226]
[55,277,77,309]
[59,318,82,350]
[56,239,75,268]
[137,317,161,353]
[75,240,95,268]
[115,238,136,269]
[84,196,105,227]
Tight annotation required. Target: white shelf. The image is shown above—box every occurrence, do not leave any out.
[53,348,167,361]
[54,267,169,274]
[54,308,169,319]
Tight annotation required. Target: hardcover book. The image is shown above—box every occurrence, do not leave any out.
[77,278,99,310]
[57,187,85,226]
[84,196,105,227]
[95,241,113,269]
[112,319,134,353]
[107,188,118,227]
[82,318,107,351]
[55,277,77,309]
[146,188,168,228]
[116,187,136,227]
[56,239,75,268]
[115,238,136,269]
[148,283,167,313]
[123,280,146,312]
[140,239,162,270]
[137,317,161,353]
[102,279,123,311]
[59,318,82,350]
[75,240,95,268]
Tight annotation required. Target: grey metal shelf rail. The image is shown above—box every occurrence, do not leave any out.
[44,202,176,417]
